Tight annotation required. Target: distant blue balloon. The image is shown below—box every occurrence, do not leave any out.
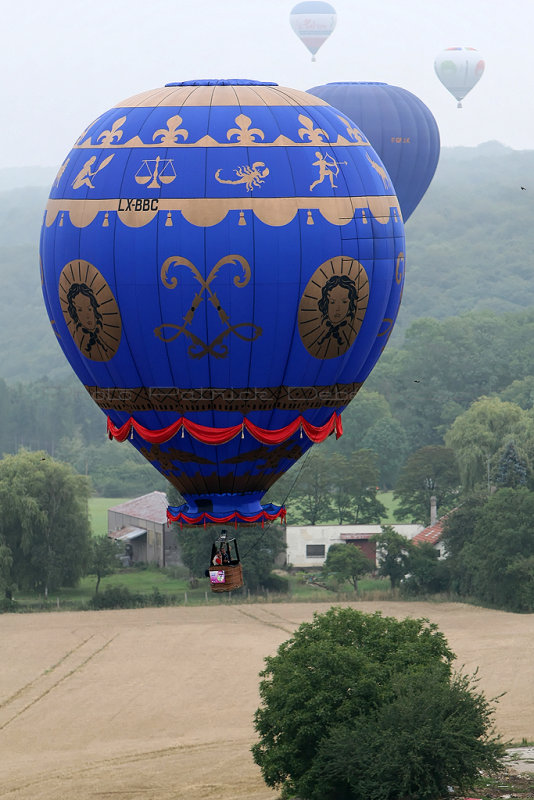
[307,82,440,221]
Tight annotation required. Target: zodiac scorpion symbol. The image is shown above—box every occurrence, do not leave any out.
[215,162,269,191]
[154,255,262,359]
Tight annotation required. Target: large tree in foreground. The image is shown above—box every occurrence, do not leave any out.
[0,450,92,595]
[252,607,503,800]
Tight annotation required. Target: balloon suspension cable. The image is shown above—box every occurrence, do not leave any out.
[239,445,314,560]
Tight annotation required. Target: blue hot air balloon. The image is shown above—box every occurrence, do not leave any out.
[40,79,405,527]
[307,82,440,221]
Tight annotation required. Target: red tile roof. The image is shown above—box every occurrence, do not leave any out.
[108,491,168,524]
[412,520,444,545]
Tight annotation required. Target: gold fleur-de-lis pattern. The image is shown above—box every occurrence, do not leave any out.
[153,115,188,144]
[97,116,126,145]
[72,108,370,151]
[297,115,329,144]
[226,114,265,144]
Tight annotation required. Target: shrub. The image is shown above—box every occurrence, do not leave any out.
[252,606,504,800]
[262,572,290,594]
[89,585,145,609]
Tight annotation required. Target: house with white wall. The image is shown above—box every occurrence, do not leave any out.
[285,523,424,568]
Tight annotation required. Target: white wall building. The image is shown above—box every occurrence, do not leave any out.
[285,524,424,569]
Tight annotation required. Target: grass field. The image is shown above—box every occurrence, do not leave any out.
[14,564,392,609]
[88,496,131,536]
[377,490,400,523]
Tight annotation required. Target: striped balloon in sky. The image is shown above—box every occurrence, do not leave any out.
[290,1,337,61]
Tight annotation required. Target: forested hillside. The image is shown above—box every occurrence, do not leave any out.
[0,184,65,381]
[398,141,534,337]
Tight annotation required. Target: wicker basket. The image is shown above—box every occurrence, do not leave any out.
[208,563,244,593]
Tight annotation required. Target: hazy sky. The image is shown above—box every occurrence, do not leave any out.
[2,0,532,169]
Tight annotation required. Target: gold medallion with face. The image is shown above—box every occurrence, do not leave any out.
[298,256,369,360]
[58,260,121,361]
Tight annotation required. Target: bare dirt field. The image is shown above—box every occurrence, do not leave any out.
[1,600,533,800]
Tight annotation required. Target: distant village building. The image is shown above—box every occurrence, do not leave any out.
[285,524,424,569]
[107,492,181,567]
[412,517,447,559]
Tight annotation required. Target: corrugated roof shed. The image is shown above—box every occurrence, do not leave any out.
[108,525,147,541]
[109,491,168,524]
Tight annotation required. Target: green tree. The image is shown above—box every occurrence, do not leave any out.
[361,416,409,489]
[89,535,120,593]
[498,375,534,410]
[325,450,386,524]
[0,450,92,596]
[494,439,528,488]
[322,543,373,591]
[400,541,450,596]
[444,396,524,491]
[0,541,13,600]
[252,607,503,800]
[394,445,460,523]
[453,488,534,612]
[439,494,487,597]
[327,389,392,456]
[372,525,412,589]
[309,668,502,800]
[292,450,334,524]
[327,453,356,524]
[346,449,386,523]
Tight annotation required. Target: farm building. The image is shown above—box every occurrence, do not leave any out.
[285,524,424,568]
[412,517,448,558]
[107,492,181,567]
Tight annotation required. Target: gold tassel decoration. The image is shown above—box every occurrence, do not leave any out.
[238,210,246,226]
[165,211,173,227]
[306,210,314,225]
[102,212,109,227]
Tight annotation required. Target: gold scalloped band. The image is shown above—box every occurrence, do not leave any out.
[85,382,363,413]
[45,195,401,228]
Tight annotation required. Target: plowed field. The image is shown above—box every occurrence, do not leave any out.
[1,601,533,799]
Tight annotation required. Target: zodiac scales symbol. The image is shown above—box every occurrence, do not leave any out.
[154,255,262,359]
